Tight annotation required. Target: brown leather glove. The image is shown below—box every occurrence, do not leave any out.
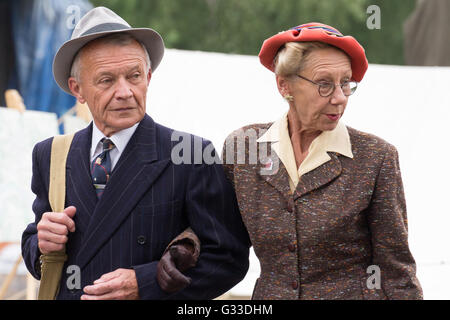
[157,241,198,293]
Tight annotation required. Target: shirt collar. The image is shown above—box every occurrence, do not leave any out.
[257,112,353,157]
[257,112,353,191]
[310,119,354,159]
[90,121,139,159]
[298,119,353,176]
[257,112,298,189]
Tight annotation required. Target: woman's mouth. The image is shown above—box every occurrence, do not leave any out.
[326,114,340,121]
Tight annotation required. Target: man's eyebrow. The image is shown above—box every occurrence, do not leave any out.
[128,65,144,72]
[95,64,143,76]
[95,71,115,78]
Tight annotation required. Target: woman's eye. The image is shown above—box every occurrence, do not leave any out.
[100,78,111,84]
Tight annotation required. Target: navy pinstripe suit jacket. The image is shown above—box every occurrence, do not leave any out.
[21,114,250,299]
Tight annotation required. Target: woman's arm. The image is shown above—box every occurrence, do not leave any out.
[367,143,423,299]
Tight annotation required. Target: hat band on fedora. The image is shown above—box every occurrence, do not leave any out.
[80,22,131,37]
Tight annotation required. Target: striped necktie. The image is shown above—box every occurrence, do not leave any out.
[91,138,115,198]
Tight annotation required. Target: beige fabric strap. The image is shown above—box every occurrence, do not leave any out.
[37,133,74,300]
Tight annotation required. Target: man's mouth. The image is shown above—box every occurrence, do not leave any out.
[112,107,134,111]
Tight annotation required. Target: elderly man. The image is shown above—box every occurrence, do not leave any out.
[21,7,249,300]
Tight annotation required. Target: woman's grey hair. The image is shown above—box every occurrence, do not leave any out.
[274,41,344,77]
[70,33,151,82]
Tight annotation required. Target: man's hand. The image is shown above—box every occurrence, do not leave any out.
[157,243,198,293]
[81,268,139,300]
[37,206,76,254]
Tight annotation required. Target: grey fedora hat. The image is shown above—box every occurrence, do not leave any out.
[53,6,165,94]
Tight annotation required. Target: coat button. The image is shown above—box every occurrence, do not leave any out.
[288,243,296,252]
[291,280,298,290]
[287,203,294,213]
[137,235,146,245]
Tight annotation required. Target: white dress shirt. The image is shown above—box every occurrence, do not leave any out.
[90,122,139,171]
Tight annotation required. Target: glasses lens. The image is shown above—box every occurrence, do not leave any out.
[341,82,358,96]
[319,83,334,97]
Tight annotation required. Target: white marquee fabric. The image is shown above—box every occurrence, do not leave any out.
[0,109,58,241]
[1,48,449,299]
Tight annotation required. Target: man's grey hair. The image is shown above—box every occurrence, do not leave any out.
[70,33,151,82]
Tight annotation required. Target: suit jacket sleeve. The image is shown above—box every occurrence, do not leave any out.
[164,227,201,262]
[21,139,53,280]
[133,140,250,299]
[367,144,423,299]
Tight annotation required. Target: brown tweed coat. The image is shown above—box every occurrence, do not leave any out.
[221,122,423,300]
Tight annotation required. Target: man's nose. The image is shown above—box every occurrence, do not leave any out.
[114,77,133,100]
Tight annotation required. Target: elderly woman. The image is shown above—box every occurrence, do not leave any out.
[220,23,423,300]
[158,23,423,300]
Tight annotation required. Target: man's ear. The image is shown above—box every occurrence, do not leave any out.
[276,75,291,97]
[68,77,86,104]
[146,69,152,86]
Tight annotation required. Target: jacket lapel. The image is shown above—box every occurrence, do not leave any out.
[293,152,342,200]
[66,123,98,233]
[77,115,170,270]
[257,143,343,202]
[257,146,292,202]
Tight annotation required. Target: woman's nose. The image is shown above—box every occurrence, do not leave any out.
[330,84,347,105]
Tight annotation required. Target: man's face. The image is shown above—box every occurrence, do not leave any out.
[68,39,151,136]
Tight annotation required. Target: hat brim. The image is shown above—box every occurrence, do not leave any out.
[259,27,368,82]
[53,28,165,94]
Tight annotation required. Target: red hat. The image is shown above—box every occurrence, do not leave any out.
[258,22,368,82]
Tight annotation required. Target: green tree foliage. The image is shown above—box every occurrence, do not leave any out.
[90,0,416,65]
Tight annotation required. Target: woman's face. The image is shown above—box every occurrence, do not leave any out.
[278,47,352,132]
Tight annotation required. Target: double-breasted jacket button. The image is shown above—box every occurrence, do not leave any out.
[291,280,299,290]
[288,243,296,252]
[287,203,294,213]
[137,235,146,245]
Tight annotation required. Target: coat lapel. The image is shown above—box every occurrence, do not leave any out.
[77,115,170,270]
[293,152,342,200]
[66,123,98,233]
[257,143,343,202]
[257,146,292,201]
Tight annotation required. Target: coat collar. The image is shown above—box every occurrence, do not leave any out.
[256,144,343,202]
[257,112,353,192]
[90,121,139,163]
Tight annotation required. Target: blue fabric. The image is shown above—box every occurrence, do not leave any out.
[10,0,92,118]
[21,115,251,299]
[91,139,115,198]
